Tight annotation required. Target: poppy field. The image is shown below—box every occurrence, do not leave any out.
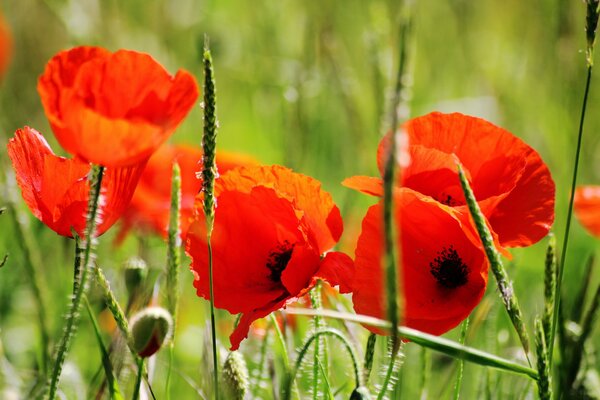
[1,1,600,399]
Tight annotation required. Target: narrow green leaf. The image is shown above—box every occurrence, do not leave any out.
[84,297,124,400]
[285,308,538,381]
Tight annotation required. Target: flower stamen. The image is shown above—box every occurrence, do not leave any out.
[429,245,469,289]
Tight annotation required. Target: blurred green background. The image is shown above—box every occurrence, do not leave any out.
[0,0,599,398]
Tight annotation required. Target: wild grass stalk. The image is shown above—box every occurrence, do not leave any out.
[363,333,377,385]
[201,36,220,399]
[45,165,105,400]
[534,319,551,400]
[552,0,600,369]
[5,196,50,376]
[457,163,531,359]
[165,162,182,399]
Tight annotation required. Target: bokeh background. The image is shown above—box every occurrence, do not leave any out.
[0,0,599,398]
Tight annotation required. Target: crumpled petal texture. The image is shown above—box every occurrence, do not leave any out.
[38,46,199,167]
[7,127,144,238]
[186,165,352,350]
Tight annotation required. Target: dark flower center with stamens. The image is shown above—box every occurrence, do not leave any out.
[439,193,459,207]
[267,241,295,283]
[429,245,469,289]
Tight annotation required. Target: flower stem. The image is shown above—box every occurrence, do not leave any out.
[45,165,105,400]
[453,318,469,400]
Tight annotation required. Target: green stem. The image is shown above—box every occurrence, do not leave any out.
[7,200,50,375]
[363,333,377,385]
[309,283,326,398]
[271,314,298,400]
[551,64,593,368]
[284,328,360,400]
[453,318,469,400]
[377,338,403,400]
[285,308,539,381]
[133,357,144,400]
[45,165,105,400]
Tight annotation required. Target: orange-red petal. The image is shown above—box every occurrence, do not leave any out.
[0,11,12,79]
[7,127,144,237]
[38,46,199,167]
[352,188,488,336]
[213,165,343,253]
[405,112,555,247]
[575,186,600,237]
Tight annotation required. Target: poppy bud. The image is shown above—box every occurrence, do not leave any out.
[221,351,249,400]
[123,257,148,296]
[129,307,172,358]
[350,386,372,400]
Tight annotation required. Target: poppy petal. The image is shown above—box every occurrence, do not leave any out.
[352,188,488,336]
[341,176,383,197]
[38,46,199,167]
[187,186,304,314]
[229,296,289,351]
[313,251,355,294]
[405,112,555,247]
[7,126,144,238]
[215,165,343,253]
[575,186,600,237]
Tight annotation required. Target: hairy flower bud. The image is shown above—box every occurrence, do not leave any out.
[123,257,148,296]
[221,351,249,400]
[129,307,172,358]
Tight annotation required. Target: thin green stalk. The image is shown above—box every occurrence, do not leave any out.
[83,296,124,400]
[284,328,361,400]
[453,318,469,400]
[250,325,270,398]
[309,282,326,398]
[165,162,182,400]
[271,314,299,400]
[552,0,599,367]
[382,2,412,351]
[285,308,539,381]
[377,338,403,400]
[45,165,105,400]
[457,163,531,360]
[419,348,430,400]
[133,357,145,400]
[7,199,50,375]
[202,36,219,399]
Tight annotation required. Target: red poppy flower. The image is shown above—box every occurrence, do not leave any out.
[185,165,353,350]
[7,127,145,238]
[575,186,600,237]
[352,188,489,336]
[344,112,555,248]
[117,143,257,242]
[37,46,199,168]
[0,11,12,79]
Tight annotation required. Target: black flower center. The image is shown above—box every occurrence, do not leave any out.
[266,241,295,283]
[439,193,459,207]
[429,245,469,289]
